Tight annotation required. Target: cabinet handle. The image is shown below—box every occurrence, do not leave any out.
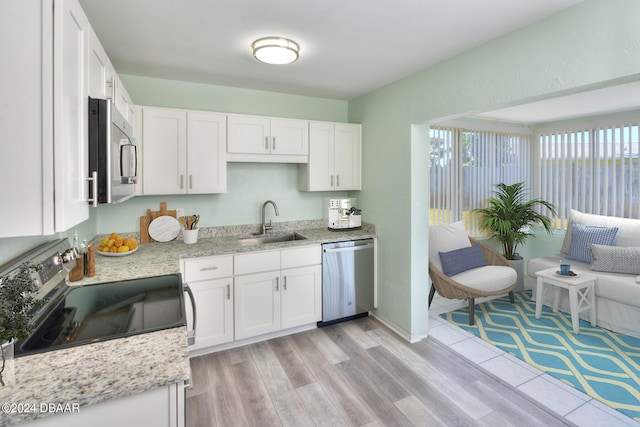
[200,266,219,271]
[108,77,115,104]
[226,284,231,300]
[265,136,269,150]
[87,171,98,207]
[275,277,279,291]
[189,175,193,190]
[180,175,184,189]
[272,137,276,150]
[336,175,340,187]
[283,276,287,290]
[330,175,334,186]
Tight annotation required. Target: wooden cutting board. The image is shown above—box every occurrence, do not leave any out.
[139,202,177,243]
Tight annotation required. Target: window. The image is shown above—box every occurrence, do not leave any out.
[430,126,532,235]
[537,120,640,230]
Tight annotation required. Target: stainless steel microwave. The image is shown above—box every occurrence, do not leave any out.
[88,97,137,204]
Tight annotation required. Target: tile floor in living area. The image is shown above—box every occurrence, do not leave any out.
[428,294,640,427]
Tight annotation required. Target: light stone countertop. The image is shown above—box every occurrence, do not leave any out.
[82,222,377,285]
[0,327,189,426]
[0,220,376,425]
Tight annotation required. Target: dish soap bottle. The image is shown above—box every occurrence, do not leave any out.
[69,231,84,282]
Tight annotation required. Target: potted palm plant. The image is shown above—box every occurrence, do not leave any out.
[473,182,556,290]
[0,263,44,386]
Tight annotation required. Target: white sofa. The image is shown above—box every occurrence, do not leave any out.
[526,210,640,339]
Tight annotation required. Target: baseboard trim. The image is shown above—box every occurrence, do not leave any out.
[370,312,426,343]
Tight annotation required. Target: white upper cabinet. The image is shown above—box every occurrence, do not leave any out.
[88,25,110,99]
[113,75,134,122]
[334,123,362,190]
[187,111,227,193]
[227,114,309,163]
[0,1,55,237]
[298,122,361,191]
[53,0,90,232]
[142,108,187,195]
[141,107,227,195]
[87,25,133,122]
[2,0,95,237]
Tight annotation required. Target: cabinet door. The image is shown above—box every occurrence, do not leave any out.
[114,75,133,122]
[281,265,322,329]
[87,25,111,99]
[0,1,54,237]
[19,384,177,427]
[227,115,270,154]
[187,111,227,193]
[234,271,281,339]
[53,0,90,231]
[334,123,361,190]
[142,108,187,194]
[186,278,233,350]
[271,118,309,156]
[301,121,335,191]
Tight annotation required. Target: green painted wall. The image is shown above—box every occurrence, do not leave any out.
[349,0,640,340]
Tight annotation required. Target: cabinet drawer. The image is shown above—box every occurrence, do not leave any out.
[183,255,233,282]
[234,250,280,275]
[281,245,321,269]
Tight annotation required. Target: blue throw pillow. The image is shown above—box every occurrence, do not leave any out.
[439,244,487,277]
[566,221,618,263]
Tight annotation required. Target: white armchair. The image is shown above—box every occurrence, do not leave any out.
[429,221,517,325]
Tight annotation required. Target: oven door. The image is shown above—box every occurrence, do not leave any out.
[15,274,186,357]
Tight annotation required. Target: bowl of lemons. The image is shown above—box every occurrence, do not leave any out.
[97,233,139,256]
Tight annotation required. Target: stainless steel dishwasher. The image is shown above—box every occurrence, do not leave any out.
[319,238,375,326]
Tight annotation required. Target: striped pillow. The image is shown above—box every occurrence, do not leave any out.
[591,244,640,274]
[566,221,618,264]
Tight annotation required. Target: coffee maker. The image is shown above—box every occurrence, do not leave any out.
[326,198,362,230]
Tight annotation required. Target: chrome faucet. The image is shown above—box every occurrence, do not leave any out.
[261,200,279,234]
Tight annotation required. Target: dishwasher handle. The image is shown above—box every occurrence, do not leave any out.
[323,243,374,254]
[183,283,196,346]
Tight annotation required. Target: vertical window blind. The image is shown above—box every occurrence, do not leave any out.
[430,126,531,236]
[537,122,640,229]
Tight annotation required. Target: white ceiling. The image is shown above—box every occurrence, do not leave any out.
[79,0,583,101]
[472,81,640,124]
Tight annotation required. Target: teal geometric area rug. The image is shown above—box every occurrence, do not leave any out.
[441,291,640,421]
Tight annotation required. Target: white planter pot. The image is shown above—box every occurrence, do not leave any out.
[510,256,525,293]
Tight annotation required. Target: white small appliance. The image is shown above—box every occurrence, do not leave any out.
[326,198,362,230]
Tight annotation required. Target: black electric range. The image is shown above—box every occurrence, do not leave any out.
[1,239,187,357]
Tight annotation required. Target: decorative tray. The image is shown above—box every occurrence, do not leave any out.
[554,270,577,277]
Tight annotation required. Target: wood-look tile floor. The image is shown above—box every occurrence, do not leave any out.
[187,317,574,426]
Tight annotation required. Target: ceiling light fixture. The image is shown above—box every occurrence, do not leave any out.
[252,37,299,65]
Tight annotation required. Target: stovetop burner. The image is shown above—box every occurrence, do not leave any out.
[2,238,186,358]
[15,273,185,357]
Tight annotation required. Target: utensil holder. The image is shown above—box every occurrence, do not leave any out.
[183,229,199,244]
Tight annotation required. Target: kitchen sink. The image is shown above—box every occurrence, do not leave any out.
[237,232,307,245]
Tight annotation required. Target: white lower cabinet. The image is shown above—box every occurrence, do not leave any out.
[187,278,234,349]
[234,270,281,339]
[234,246,322,341]
[182,245,321,352]
[181,256,234,350]
[22,382,185,427]
[281,265,322,329]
